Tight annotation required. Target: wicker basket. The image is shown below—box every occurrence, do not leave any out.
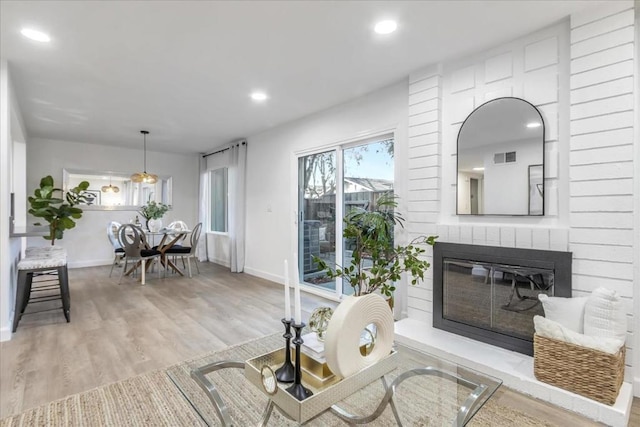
[533,334,625,405]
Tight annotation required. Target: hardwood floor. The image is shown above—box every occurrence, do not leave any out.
[1,262,638,425]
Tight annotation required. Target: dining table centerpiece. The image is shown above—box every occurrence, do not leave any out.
[139,200,170,232]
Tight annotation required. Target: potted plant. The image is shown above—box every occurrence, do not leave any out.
[28,175,91,245]
[139,200,170,232]
[315,195,437,303]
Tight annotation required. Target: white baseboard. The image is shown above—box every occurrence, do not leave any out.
[0,326,12,342]
[242,267,341,303]
[634,377,640,397]
[67,258,112,269]
[208,257,230,268]
[243,266,282,284]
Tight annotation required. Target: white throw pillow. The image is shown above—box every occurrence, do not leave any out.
[583,287,627,343]
[538,294,588,333]
[534,315,623,355]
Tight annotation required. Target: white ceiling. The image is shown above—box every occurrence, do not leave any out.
[1,1,610,154]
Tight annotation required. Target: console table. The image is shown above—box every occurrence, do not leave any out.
[167,333,501,426]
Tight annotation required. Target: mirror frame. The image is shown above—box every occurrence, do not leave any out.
[456,96,545,216]
[62,168,173,211]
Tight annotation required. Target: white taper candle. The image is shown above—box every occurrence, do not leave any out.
[293,253,302,324]
[284,259,291,320]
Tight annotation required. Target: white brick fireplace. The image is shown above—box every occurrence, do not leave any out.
[396,2,638,425]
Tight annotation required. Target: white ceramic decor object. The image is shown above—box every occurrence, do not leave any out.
[324,293,394,378]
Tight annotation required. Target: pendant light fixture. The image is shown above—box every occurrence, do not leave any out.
[101,175,120,193]
[131,130,158,184]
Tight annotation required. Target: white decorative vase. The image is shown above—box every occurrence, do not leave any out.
[323,293,394,378]
[148,218,162,232]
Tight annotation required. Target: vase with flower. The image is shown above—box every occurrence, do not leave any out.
[139,200,170,232]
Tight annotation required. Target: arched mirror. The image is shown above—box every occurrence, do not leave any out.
[457,97,544,216]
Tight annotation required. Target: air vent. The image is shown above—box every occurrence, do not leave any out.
[493,152,517,164]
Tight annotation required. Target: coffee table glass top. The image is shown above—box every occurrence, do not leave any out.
[166,333,502,426]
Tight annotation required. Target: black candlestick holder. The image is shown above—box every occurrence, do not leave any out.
[286,322,313,401]
[275,318,295,383]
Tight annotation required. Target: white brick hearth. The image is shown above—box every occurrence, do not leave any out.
[395,318,633,426]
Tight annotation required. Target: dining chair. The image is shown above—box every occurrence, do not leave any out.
[164,222,202,278]
[107,221,125,277]
[163,220,190,269]
[167,220,189,241]
[118,224,162,285]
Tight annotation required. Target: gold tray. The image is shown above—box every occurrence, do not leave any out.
[244,348,399,423]
[299,351,336,387]
[299,343,377,386]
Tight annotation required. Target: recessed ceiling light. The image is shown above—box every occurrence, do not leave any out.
[472,167,485,171]
[250,92,268,101]
[526,122,541,128]
[20,28,51,42]
[374,20,397,35]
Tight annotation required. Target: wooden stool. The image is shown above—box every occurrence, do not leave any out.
[12,248,70,332]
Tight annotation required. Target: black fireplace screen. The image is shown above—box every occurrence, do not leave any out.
[434,242,572,356]
[443,259,553,342]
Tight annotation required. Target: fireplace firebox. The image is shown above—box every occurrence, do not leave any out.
[433,242,572,356]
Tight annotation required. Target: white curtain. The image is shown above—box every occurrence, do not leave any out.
[228,141,247,272]
[197,155,208,262]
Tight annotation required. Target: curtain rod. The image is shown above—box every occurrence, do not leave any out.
[202,140,246,158]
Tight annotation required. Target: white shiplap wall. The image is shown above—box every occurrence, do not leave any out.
[406,21,570,324]
[405,1,637,385]
[439,24,567,221]
[406,66,442,323]
[569,1,636,379]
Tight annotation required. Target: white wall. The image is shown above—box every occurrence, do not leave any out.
[26,138,200,267]
[243,81,409,308]
[482,138,541,215]
[406,1,639,391]
[12,142,26,227]
[1,59,28,341]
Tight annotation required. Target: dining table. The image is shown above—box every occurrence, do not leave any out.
[124,227,191,279]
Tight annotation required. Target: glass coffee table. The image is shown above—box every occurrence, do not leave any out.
[167,333,502,426]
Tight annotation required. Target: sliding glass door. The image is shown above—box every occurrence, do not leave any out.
[342,138,394,295]
[298,150,338,292]
[297,136,394,297]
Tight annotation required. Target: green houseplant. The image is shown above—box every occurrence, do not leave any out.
[139,200,170,231]
[28,175,90,245]
[315,195,437,298]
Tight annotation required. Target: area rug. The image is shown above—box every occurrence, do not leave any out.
[1,334,554,426]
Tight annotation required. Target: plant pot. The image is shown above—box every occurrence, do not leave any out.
[386,295,394,310]
[147,218,162,232]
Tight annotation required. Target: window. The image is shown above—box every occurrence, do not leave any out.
[209,168,228,232]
